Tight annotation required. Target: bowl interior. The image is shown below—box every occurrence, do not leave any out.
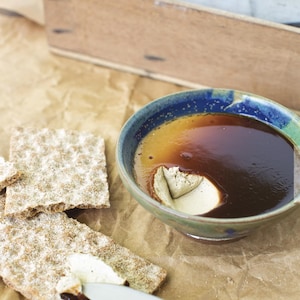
[117,89,300,224]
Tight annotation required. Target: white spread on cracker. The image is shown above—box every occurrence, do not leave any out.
[56,273,82,295]
[0,207,166,299]
[153,166,222,215]
[67,253,126,286]
[0,128,167,300]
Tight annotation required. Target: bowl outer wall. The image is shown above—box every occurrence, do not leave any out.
[116,88,300,240]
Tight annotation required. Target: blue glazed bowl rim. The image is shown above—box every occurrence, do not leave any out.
[116,88,300,225]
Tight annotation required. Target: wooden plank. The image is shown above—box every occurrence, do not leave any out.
[44,0,300,109]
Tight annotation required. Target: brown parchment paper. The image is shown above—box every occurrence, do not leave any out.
[1,13,300,300]
[0,0,44,25]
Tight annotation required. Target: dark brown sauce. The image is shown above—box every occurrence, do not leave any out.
[60,293,90,300]
[134,113,295,218]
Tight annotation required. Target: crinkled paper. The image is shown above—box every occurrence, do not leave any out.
[1,8,300,300]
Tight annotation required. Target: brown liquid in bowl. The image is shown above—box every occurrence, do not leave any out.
[133,113,295,218]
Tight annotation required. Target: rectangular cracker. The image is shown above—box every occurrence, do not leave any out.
[0,194,166,299]
[0,157,21,191]
[5,127,110,218]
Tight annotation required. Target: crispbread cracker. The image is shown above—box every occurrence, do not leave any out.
[0,157,21,191]
[5,127,110,218]
[0,201,167,299]
[0,192,6,219]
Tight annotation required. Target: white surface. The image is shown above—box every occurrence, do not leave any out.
[83,283,161,300]
[185,0,300,23]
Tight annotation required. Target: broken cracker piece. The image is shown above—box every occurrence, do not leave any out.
[0,157,21,191]
[0,193,6,220]
[0,204,167,299]
[5,127,110,218]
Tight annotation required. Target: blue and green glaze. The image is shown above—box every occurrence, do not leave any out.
[117,89,300,242]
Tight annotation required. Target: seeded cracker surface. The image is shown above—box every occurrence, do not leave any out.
[0,194,167,299]
[5,127,110,218]
[0,157,21,191]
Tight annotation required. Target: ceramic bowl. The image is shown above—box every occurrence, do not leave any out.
[116,89,300,242]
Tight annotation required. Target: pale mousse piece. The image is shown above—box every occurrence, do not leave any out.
[56,253,127,296]
[153,166,222,215]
